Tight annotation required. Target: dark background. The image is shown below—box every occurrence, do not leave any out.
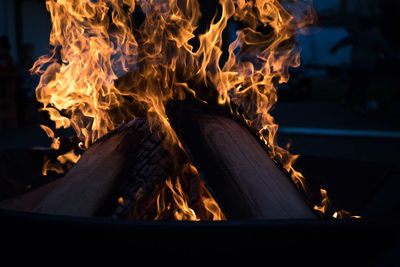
[0,0,399,218]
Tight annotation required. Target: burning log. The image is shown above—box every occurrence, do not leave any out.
[168,101,316,219]
[1,116,216,220]
[1,101,316,220]
[30,118,162,217]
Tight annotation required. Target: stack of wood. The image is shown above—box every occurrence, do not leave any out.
[0,100,316,220]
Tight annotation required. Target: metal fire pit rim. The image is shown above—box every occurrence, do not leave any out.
[1,208,398,228]
[2,207,398,264]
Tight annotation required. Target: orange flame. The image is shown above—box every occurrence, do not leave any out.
[42,158,65,176]
[202,195,226,221]
[314,188,331,214]
[333,210,362,219]
[42,149,81,176]
[165,177,199,221]
[40,125,60,150]
[314,189,361,218]
[32,0,138,148]
[56,149,81,165]
[34,0,317,220]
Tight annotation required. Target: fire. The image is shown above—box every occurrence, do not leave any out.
[40,124,80,176]
[164,177,199,221]
[56,149,81,165]
[202,194,226,221]
[40,125,60,150]
[32,0,138,149]
[333,210,361,219]
[42,149,81,176]
[33,0,321,220]
[154,163,225,221]
[314,188,362,219]
[314,188,331,214]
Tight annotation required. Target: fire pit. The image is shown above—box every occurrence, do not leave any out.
[1,208,398,265]
[0,0,399,264]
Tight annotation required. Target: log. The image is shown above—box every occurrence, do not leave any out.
[0,115,213,220]
[0,179,61,212]
[31,118,172,217]
[2,100,316,220]
[0,148,63,202]
[167,100,316,219]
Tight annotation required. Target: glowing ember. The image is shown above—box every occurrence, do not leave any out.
[118,196,124,206]
[33,0,319,220]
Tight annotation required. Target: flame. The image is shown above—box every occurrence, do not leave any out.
[42,158,65,176]
[40,125,60,150]
[32,0,138,148]
[202,195,226,221]
[42,149,81,176]
[333,210,361,219]
[314,188,331,214]
[314,189,361,219]
[154,177,198,221]
[154,164,225,221]
[56,149,81,165]
[40,124,82,176]
[34,0,317,220]
[165,177,199,221]
[186,163,226,221]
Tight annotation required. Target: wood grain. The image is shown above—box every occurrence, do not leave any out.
[168,101,316,219]
[197,115,315,219]
[32,119,148,217]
